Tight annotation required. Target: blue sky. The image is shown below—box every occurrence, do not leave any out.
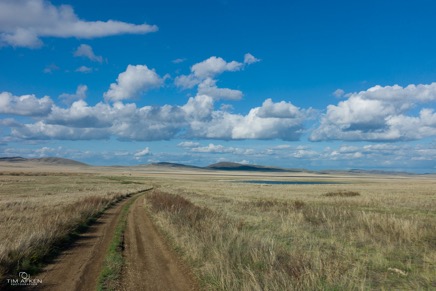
[1,0,436,172]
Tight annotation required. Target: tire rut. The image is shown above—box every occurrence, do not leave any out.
[31,190,150,291]
[121,195,199,291]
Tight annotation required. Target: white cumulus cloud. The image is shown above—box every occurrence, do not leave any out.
[75,66,93,73]
[244,53,260,64]
[191,56,243,79]
[11,121,110,140]
[109,103,187,141]
[190,143,254,155]
[333,88,345,98]
[104,65,165,102]
[59,85,87,105]
[178,141,200,148]
[257,98,302,118]
[74,44,103,63]
[0,92,53,116]
[174,54,259,99]
[0,0,158,48]
[186,98,307,140]
[134,147,151,157]
[2,88,307,142]
[174,74,199,89]
[191,143,232,153]
[182,95,214,120]
[197,78,243,100]
[47,99,111,128]
[311,82,436,141]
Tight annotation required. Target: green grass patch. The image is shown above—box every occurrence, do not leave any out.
[97,195,141,291]
[323,190,361,197]
[104,176,144,185]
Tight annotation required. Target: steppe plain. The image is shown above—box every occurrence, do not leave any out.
[0,159,435,290]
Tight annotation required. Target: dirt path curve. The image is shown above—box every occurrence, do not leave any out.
[121,195,199,291]
[33,190,150,291]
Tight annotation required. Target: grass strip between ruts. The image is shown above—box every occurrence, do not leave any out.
[97,192,145,291]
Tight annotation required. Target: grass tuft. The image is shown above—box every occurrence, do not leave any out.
[323,190,361,197]
[97,197,136,291]
[148,190,213,230]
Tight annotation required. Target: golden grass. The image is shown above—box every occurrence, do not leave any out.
[1,165,435,290]
[0,171,148,281]
[144,173,436,290]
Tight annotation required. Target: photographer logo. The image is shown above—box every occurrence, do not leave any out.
[6,271,42,286]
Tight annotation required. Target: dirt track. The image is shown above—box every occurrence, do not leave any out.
[33,194,140,291]
[32,191,198,291]
[121,195,199,291]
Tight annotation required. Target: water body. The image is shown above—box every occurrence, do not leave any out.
[241,180,341,185]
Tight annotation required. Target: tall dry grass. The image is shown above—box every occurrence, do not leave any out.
[145,175,436,290]
[0,172,148,282]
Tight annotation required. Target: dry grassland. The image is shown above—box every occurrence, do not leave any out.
[145,172,436,290]
[1,164,435,290]
[0,168,149,282]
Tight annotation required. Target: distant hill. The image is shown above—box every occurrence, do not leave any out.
[0,156,28,162]
[0,156,88,166]
[206,162,290,172]
[31,157,88,166]
[147,161,296,172]
[321,168,415,176]
[150,162,202,169]
[348,169,414,175]
[146,163,420,175]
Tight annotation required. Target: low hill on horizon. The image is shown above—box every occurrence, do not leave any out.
[206,162,292,172]
[148,162,203,169]
[0,156,28,162]
[0,156,423,175]
[0,156,88,166]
